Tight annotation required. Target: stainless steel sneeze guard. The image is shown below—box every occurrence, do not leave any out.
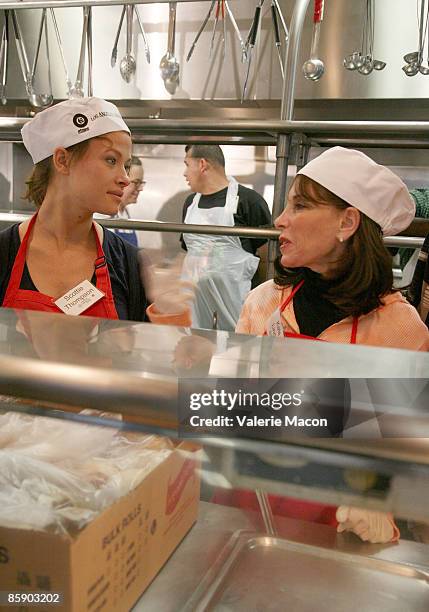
[1,308,429,521]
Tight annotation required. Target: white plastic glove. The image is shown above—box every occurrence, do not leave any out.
[147,257,195,315]
[336,506,397,543]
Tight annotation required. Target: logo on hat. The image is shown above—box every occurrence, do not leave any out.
[73,113,88,128]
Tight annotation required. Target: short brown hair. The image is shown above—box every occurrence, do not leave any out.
[24,140,91,208]
[185,144,225,168]
[274,174,395,317]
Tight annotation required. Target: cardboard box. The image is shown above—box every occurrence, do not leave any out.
[0,441,200,612]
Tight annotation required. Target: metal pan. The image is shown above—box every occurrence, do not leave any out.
[183,530,429,611]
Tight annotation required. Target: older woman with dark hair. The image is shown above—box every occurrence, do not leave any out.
[237,147,429,350]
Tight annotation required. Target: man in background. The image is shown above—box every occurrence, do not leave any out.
[113,155,145,247]
[181,144,271,331]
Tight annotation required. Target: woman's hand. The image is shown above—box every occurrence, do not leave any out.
[336,506,398,543]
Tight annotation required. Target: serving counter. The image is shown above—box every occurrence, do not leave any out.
[136,502,429,611]
[0,307,428,609]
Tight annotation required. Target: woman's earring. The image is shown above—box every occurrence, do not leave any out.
[338,235,344,243]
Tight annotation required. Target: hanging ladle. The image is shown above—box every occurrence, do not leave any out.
[302,0,325,81]
[119,5,137,83]
[403,0,427,76]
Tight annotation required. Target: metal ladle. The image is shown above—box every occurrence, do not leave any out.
[302,0,325,81]
[373,59,386,70]
[159,2,180,94]
[120,4,136,83]
[402,61,420,76]
[358,54,374,75]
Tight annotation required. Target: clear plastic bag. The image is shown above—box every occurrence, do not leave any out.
[0,411,174,535]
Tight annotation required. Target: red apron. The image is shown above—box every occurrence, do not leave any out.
[264,279,359,343]
[3,214,119,319]
[214,280,359,526]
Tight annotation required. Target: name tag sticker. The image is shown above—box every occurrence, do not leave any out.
[54,280,105,316]
[266,307,284,337]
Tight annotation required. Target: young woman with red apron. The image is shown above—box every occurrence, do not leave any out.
[2,214,119,320]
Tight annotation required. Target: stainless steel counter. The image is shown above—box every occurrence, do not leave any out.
[133,501,429,611]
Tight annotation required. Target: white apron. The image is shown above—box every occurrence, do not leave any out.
[182,178,259,331]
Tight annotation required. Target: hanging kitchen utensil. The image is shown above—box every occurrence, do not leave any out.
[302,0,325,81]
[134,5,151,64]
[224,0,247,62]
[159,2,180,94]
[11,9,52,108]
[403,0,426,76]
[420,9,429,74]
[344,0,385,75]
[111,5,125,68]
[70,6,89,97]
[241,0,264,102]
[186,0,216,62]
[209,1,227,58]
[0,11,9,105]
[86,6,93,96]
[28,8,53,106]
[271,1,284,79]
[120,5,136,82]
[50,9,72,97]
[186,0,246,63]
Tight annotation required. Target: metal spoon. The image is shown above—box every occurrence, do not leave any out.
[120,5,136,83]
[302,0,325,81]
[159,2,179,94]
[70,6,89,97]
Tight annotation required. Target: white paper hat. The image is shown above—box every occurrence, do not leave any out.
[21,97,130,164]
[297,147,415,236]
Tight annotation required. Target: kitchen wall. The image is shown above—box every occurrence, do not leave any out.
[3,0,429,104]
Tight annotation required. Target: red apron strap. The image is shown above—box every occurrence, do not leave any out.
[279,279,305,313]
[3,214,39,299]
[350,316,359,344]
[91,224,119,320]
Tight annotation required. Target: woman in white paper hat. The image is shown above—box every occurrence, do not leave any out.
[0,97,148,320]
[151,147,429,544]
[236,146,429,351]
